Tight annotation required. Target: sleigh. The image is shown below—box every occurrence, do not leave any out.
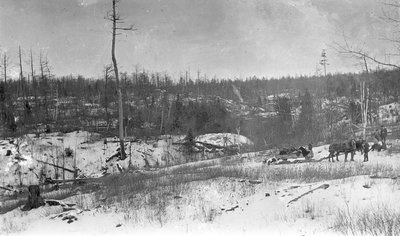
[277,146,312,160]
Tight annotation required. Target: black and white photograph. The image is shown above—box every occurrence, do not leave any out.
[1,0,400,235]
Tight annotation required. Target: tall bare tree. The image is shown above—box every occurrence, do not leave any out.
[1,52,10,85]
[104,64,112,125]
[18,46,25,99]
[335,1,400,70]
[30,49,37,103]
[39,51,52,120]
[334,1,400,136]
[319,49,328,77]
[107,0,134,160]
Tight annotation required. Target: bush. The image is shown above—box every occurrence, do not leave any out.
[64,147,74,157]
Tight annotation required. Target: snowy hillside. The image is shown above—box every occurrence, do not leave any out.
[0,131,254,188]
[1,138,400,235]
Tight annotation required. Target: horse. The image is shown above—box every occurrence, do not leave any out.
[355,139,364,154]
[328,139,357,162]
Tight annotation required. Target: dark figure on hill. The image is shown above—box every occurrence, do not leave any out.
[45,124,51,133]
[363,141,370,162]
[183,129,196,156]
[380,125,388,148]
[374,129,381,143]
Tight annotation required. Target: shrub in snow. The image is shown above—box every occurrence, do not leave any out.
[64,147,73,157]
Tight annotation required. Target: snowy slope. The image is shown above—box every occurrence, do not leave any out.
[0,131,255,187]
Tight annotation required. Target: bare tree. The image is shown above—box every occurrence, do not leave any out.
[319,49,328,77]
[39,51,52,120]
[1,51,11,85]
[333,1,400,137]
[334,36,400,70]
[335,1,400,70]
[18,46,26,99]
[107,0,135,160]
[104,64,112,125]
[30,49,37,103]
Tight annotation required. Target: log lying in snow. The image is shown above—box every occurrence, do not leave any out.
[369,175,399,180]
[106,152,121,163]
[221,205,239,212]
[287,184,330,206]
[36,159,76,173]
[0,185,17,192]
[266,156,328,166]
[44,177,99,184]
[249,180,262,184]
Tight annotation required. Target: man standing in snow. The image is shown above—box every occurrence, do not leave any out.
[380,125,388,148]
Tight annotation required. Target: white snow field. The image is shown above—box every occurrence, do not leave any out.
[1,132,400,236]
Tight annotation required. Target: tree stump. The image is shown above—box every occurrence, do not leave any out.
[22,185,45,211]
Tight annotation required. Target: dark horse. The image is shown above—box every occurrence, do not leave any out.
[355,139,364,154]
[328,139,357,162]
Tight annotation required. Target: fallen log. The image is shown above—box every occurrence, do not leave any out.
[106,152,121,163]
[36,159,76,173]
[287,184,330,206]
[369,175,399,180]
[224,205,239,212]
[0,185,19,192]
[44,177,99,184]
[249,180,262,184]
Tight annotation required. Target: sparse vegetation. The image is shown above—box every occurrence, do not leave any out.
[333,204,400,236]
[62,157,397,227]
[3,1,400,235]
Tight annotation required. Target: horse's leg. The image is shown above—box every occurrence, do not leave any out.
[351,151,355,161]
[344,151,348,162]
[336,152,339,162]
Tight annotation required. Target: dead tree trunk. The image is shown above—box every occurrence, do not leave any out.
[30,48,36,103]
[104,65,112,125]
[22,185,45,211]
[18,46,24,99]
[109,0,134,160]
[3,53,7,85]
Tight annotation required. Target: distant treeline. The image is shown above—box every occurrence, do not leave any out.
[0,68,399,149]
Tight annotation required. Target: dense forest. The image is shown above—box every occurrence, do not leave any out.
[1,62,400,150]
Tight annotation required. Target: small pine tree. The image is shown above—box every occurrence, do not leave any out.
[296,89,314,144]
[273,96,292,146]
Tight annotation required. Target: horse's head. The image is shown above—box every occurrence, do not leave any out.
[348,139,356,149]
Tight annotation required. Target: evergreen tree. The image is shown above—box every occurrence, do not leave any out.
[273,96,292,145]
[296,89,314,144]
[172,94,183,132]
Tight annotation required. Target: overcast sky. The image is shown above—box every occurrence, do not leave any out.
[0,0,396,79]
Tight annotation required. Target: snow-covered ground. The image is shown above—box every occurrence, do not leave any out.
[1,135,400,236]
[0,131,254,188]
[195,133,253,147]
